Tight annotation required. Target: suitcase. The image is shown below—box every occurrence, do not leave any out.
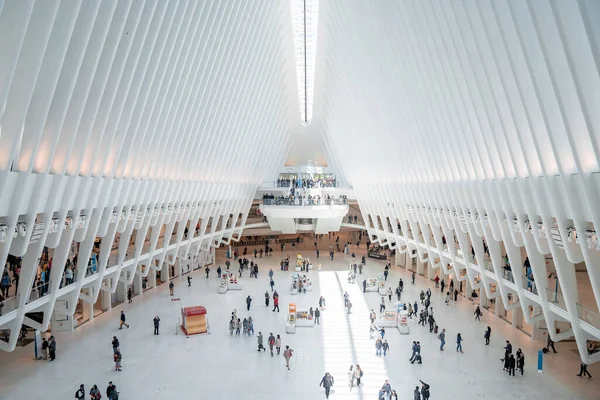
[434,325,438,334]
[542,347,549,354]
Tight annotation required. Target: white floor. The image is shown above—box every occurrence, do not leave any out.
[0,245,598,400]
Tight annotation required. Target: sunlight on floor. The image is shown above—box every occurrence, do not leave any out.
[319,270,390,399]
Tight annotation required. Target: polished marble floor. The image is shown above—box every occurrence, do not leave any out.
[0,242,598,400]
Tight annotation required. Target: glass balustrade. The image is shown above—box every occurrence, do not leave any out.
[523,276,538,294]
[262,197,348,206]
[546,288,568,312]
[577,303,600,330]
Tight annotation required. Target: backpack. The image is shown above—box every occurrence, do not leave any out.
[360,370,363,377]
[437,334,442,340]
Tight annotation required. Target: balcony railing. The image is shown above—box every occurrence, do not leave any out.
[546,288,568,312]
[523,276,538,295]
[262,198,348,206]
[577,303,600,331]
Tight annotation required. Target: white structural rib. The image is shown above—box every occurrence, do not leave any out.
[0,0,299,351]
[314,0,600,364]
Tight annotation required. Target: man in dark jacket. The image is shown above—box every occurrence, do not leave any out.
[112,336,119,354]
[420,380,430,399]
[153,316,160,335]
[48,336,56,361]
[320,372,334,399]
[106,382,118,400]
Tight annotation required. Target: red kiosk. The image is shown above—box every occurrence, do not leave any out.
[181,306,208,335]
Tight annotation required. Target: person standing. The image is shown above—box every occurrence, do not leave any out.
[420,380,430,400]
[112,336,119,354]
[445,291,450,305]
[114,348,122,371]
[438,328,446,351]
[257,332,266,352]
[387,287,392,302]
[229,318,235,336]
[440,279,445,293]
[246,295,252,311]
[169,280,174,296]
[75,384,85,400]
[283,345,294,370]
[577,362,592,379]
[375,338,383,356]
[456,333,463,353]
[507,354,516,376]
[89,385,101,400]
[516,348,525,375]
[270,278,275,292]
[48,336,56,361]
[153,316,160,335]
[268,333,276,356]
[453,289,459,301]
[502,340,513,363]
[265,291,270,307]
[320,372,334,399]
[127,288,132,303]
[41,338,48,360]
[106,382,118,400]
[354,364,363,387]
[414,386,421,400]
[187,275,192,286]
[119,311,129,329]
[348,365,355,387]
[315,307,321,325]
[484,326,491,345]
[272,292,280,312]
[380,297,386,314]
[275,334,282,355]
[363,280,367,293]
[411,271,416,284]
[316,249,320,259]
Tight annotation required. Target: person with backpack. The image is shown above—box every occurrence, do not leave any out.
[354,364,363,387]
[319,372,334,399]
[268,333,276,356]
[75,384,85,399]
[112,336,119,354]
[438,328,446,351]
[283,345,294,370]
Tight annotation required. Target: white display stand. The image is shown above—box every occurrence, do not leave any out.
[295,310,315,327]
[377,311,398,328]
[397,310,410,334]
[218,273,242,293]
[365,277,378,292]
[218,285,228,294]
[228,283,242,290]
[290,287,298,295]
[378,287,387,296]
[308,263,313,270]
[295,266,301,272]
[286,323,296,334]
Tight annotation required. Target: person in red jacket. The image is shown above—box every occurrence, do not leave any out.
[272,291,280,312]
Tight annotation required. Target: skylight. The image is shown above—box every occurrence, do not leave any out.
[290,0,319,123]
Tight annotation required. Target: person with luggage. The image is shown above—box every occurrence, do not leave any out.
[283,345,294,370]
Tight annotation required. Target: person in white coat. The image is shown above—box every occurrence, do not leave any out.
[348,365,355,387]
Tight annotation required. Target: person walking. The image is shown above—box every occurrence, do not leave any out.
[127,288,132,303]
[577,362,592,379]
[272,292,280,312]
[355,364,363,387]
[169,280,174,296]
[75,384,85,400]
[320,372,334,399]
[283,345,294,370]
[409,341,417,362]
[119,311,129,329]
[348,364,355,387]
[48,336,56,361]
[484,326,491,345]
[315,307,321,325]
[363,279,367,293]
[445,291,450,305]
[106,382,118,400]
[387,287,392,302]
[257,332,266,352]
[112,336,119,354]
[246,295,252,311]
[382,339,390,356]
[454,289,459,301]
[411,271,416,284]
[275,334,282,355]
[420,290,425,305]
[456,333,463,353]
[375,338,383,356]
[114,347,122,371]
[502,340,513,363]
[153,316,160,335]
[229,318,235,336]
[347,299,352,315]
[265,291,270,307]
[440,279,445,293]
[546,336,557,353]
[438,328,446,351]
[187,275,192,286]
[380,297,386,314]
[474,306,482,321]
[268,332,276,356]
